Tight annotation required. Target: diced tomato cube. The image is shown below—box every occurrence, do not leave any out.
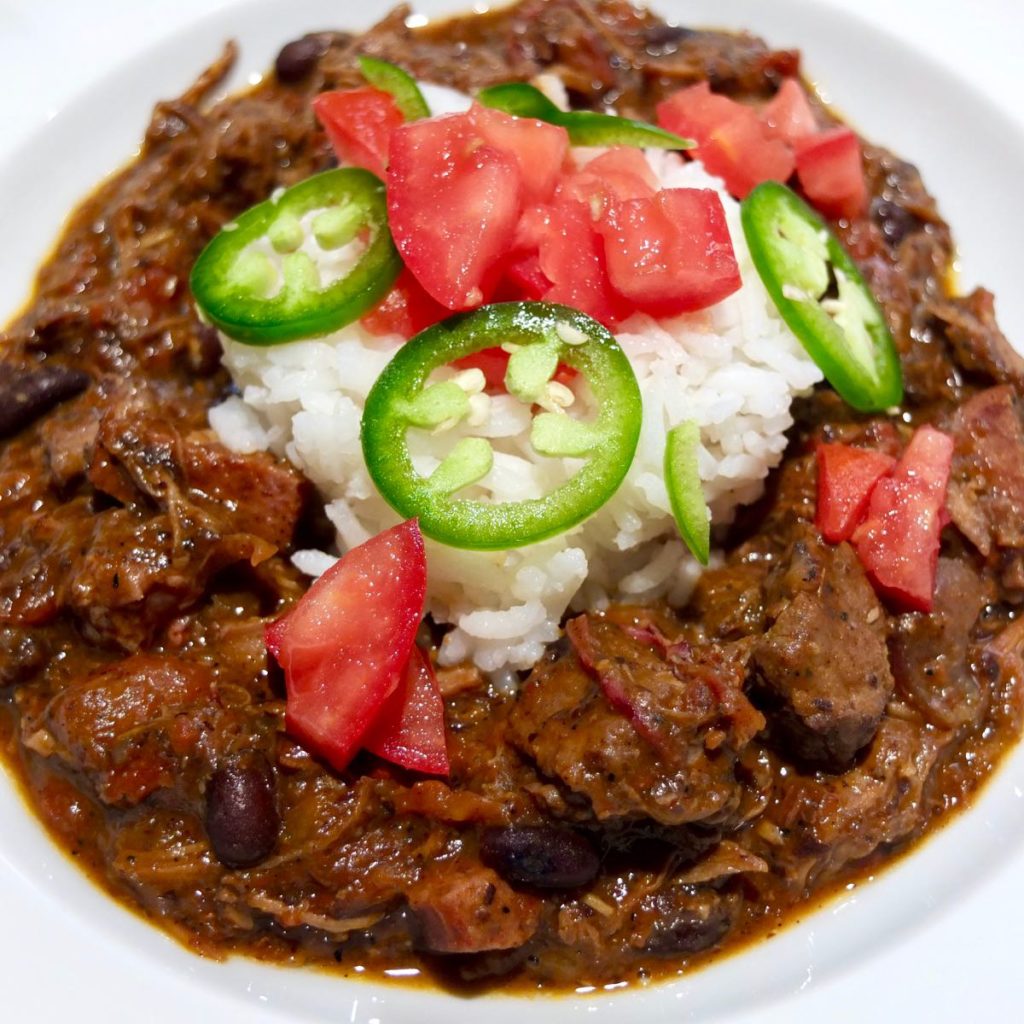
[362,268,449,340]
[795,127,868,221]
[387,112,524,310]
[468,104,569,204]
[312,87,405,179]
[453,347,511,392]
[497,251,552,301]
[598,188,741,317]
[760,78,818,145]
[815,442,897,543]
[657,82,795,198]
[851,426,954,613]
[533,199,631,327]
[557,146,657,217]
[266,520,427,772]
[363,645,449,776]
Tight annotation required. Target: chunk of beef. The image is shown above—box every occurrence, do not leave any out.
[508,616,763,828]
[768,718,950,889]
[890,558,992,729]
[752,529,894,770]
[44,654,215,805]
[408,857,542,953]
[947,386,1024,557]
[931,289,1024,390]
[557,873,735,965]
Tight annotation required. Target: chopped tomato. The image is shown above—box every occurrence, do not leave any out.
[363,645,449,775]
[557,147,657,217]
[533,199,631,327]
[795,127,868,221]
[362,268,448,340]
[851,426,954,613]
[453,347,511,392]
[312,87,404,180]
[265,520,427,772]
[496,251,552,301]
[598,188,741,317]
[467,104,569,204]
[815,442,896,543]
[453,345,576,394]
[657,82,795,198]
[387,113,522,311]
[760,78,817,145]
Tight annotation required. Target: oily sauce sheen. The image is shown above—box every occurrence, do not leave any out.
[1,0,1023,994]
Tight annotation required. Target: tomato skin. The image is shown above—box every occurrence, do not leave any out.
[851,426,953,613]
[815,442,896,543]
[657,82,795,198]
[795,127,868,221]
[312,87,404,179]
[598,188,741,317]
[361,268,448,339]
[468,104,569,204]
[363,645,450,775]
[761,78,817,145]
[388,112,524,310]
[266,520,427,772]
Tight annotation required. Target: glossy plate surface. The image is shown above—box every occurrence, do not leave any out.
[2,0,1023,1020]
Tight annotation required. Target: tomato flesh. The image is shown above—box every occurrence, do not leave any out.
[312,87,404,180]
[266,520,427,772]
[815,442,896,543]
[388,113,523,310]
[387,107,568,311]
[599,188,741,317]
[533,199,631,327]
[557,147,657,216]
[761,78,817,145]
[795,127,868,222]
[362,268,448,340]
[657,82,795,198]
[363,645,450,775]
[467,104,568,204]
[851,426,953,613]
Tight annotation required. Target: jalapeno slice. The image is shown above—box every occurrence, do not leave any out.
[741,181,903,413]
[477,82,694,150]
[665,421,710,566]
[190,168,401,345]
[361,302,643,550]
[358,56,430,120]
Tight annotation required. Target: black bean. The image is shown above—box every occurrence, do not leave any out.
[642,902,731,956]
[480,826,599,889]
[0,364,89,438]
[189,323,222,378]
[644,23,696,57]
[205,754,280,869]
[275,34,329,84]
[870,197,921,248]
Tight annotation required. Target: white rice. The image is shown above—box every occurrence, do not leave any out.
[210,151,822,674]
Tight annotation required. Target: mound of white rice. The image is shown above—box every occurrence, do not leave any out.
[210,151,822,677]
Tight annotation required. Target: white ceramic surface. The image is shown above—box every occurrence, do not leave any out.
[2,1,1024,1021]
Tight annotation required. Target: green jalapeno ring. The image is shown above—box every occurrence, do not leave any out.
[361,302,643,551]
[741,181,903,413]
[358,56,431,121]
[477,82,694,151]
[190,167,401,346]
